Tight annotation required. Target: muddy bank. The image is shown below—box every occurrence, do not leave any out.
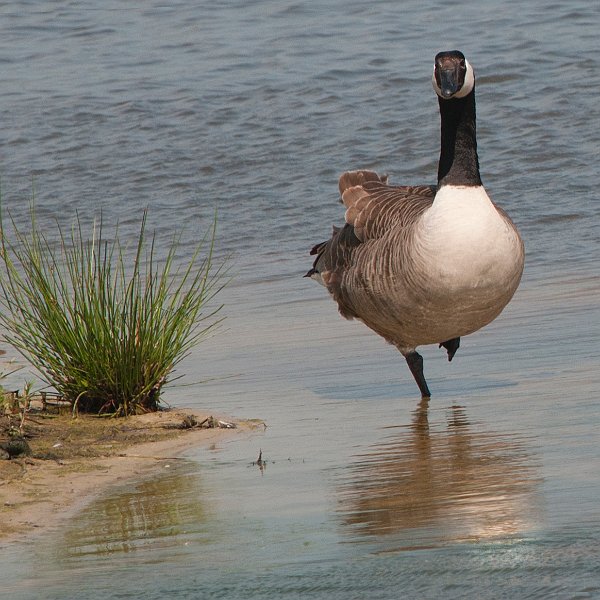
[0,408,261,544]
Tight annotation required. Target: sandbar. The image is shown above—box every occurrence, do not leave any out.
[0,408,260,546]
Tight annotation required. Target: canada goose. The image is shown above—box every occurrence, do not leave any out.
[305,50,524,398]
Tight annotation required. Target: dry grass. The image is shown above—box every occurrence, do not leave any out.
[0,407,221,486]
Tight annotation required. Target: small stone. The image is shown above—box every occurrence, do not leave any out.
[0,438,31,458]
[180,414,198,429]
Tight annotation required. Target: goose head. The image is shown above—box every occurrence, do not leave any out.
[432,50,475,99]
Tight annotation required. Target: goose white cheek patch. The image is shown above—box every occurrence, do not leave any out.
[432,60,475,98]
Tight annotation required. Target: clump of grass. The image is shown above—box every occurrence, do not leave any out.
[0,205,227,416]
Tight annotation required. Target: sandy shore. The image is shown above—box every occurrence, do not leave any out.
[0,409,260,546]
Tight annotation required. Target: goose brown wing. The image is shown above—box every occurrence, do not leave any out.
[307,170,435,318]
[341,175,435,242]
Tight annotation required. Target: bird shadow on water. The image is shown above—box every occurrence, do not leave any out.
[335,398,544,553]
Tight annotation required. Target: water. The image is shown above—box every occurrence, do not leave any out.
[1,1,599,598]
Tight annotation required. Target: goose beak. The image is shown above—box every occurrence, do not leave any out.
[438,69,461,98]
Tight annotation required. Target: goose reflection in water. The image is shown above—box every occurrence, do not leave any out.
[337,399,542,548]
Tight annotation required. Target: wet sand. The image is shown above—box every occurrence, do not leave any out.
[0,409,257,545]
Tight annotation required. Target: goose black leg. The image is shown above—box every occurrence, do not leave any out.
[439,337,460,361]
[405,351,431,398]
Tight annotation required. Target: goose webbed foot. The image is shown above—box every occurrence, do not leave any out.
[439,337,460,361]
[405,351,431,398]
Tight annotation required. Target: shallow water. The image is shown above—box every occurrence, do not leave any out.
[1,1,600,598]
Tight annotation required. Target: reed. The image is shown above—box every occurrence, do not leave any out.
[0,206,227,415]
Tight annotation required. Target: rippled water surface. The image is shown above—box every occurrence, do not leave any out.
[1,1,599,598]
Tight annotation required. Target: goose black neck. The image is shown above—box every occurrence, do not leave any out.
[437,88,482,187]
